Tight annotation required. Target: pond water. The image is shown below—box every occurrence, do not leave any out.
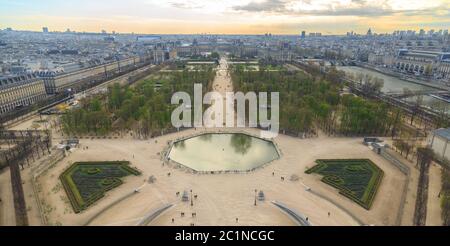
[168,133,279,172]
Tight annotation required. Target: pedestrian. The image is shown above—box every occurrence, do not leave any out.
[328,212,330,217]
[236,218,238,223]
[172,218,174,223]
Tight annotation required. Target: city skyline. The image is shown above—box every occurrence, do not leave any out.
[1,0,449,35]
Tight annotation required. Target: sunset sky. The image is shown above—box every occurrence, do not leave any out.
[1,0,449,35]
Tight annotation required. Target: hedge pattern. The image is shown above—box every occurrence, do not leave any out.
[305,159,384,210]
[60,161,141,213]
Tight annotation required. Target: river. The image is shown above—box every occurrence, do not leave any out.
[337,66,449,113]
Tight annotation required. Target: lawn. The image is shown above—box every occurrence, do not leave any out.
[305,159,384,210]
[60,161,141,213]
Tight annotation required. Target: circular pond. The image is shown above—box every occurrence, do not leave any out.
[168,133,279,172]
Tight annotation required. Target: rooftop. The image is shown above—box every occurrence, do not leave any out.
[433,128,450,140]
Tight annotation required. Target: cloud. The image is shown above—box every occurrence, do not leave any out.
[231,0,447,17]
[232,0,287,12]
[169,1,205,9]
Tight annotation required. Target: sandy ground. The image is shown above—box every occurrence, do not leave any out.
[7,114,51,131]
[381,141,444,226]
[208,57,234,127]
[0,114,65,226]
[30,128,412,226]
[0,169,15,225]
[427,163,443,225]
[383,147,420,225]
[0,153,51,226]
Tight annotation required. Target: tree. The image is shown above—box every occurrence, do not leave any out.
[424,64,433,76]
[210,52,220,59]
[416,147,434,168]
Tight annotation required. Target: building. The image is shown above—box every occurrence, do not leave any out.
[258,44,292,61]
[301,31,306,39]
[393,49,450,76]
[368,53,384,65]
[437,53,450,79]
[428,128,450,161]
[42,27,49,33]
[176,45,192,57]
[231,42,258,58]
[136,35,162,43]
[0,74,47,115]
[37,56,144,94]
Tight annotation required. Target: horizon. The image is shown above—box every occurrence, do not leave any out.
[1,0,449,35]
[2,27,446,36]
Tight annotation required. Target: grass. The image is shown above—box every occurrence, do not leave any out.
[60,161,141,213]
[305,159,384,210]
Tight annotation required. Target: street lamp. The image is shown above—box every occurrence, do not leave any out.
[254,189,257,206]
[190,189,193,206]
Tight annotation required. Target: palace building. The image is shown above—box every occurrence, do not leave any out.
[0,74,47,115]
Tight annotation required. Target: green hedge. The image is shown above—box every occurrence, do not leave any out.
[60,161,141,213]
[305,159,384,210]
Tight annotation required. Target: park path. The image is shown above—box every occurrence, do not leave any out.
[0,169,16,225]
[205,56,235,127]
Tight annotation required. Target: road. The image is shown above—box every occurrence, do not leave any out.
[75,64,156,100]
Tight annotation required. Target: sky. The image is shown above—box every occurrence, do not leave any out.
[0,0,449,35]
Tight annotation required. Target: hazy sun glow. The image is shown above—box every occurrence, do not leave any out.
[0,0,449,34]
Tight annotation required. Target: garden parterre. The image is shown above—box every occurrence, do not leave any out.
[60,161,141,213]
[306,159,384,210]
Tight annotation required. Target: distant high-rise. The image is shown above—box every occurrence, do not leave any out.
[367,28,372,36]
[301,31,306,38]
[42,27,48,33]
